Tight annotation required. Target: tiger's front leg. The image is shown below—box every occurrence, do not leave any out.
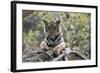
[54,42,66,55]
[40,41,49,51]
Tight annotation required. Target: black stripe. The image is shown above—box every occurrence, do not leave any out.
[47,33,60,42]
[54,33,60,41]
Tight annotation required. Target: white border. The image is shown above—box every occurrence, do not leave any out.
[16,4,96,70]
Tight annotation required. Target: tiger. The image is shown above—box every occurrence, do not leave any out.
[40,19,66,55]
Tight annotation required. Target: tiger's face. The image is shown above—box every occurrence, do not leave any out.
[43,20,60,36]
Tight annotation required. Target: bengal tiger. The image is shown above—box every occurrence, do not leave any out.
[40,20,66,55]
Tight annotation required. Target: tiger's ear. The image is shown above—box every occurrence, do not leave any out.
[43,20,48,26]
[56,20,60,25]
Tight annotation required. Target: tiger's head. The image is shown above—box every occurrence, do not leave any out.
[43,20,61,36]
